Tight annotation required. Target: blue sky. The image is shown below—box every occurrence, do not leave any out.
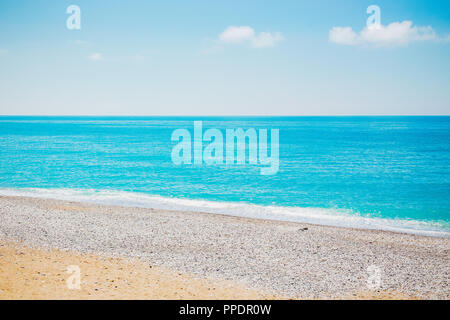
[0,0,449,115]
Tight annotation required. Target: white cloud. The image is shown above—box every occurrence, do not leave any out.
[329,27,358,45]
[329,21,444,47]
[218,26,283,48]
[251,32,284,48]
[219,26,255,43]
[89,53,102,60]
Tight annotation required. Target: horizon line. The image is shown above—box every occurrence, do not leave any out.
[1,114,450,117]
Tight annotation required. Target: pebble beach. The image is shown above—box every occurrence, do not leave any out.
[0,195,449,299]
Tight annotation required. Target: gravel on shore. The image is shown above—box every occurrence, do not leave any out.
[0,195,448,299]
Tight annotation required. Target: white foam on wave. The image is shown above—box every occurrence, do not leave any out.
[0,187,448,238]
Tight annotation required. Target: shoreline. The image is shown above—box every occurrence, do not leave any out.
[0,188,447,238]
[0,195,449,299]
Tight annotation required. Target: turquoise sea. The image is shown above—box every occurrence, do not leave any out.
[0,116,449,237]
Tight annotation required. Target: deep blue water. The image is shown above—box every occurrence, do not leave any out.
[0,116,449,236]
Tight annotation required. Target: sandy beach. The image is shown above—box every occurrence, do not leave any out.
[0,241,277,299]
[0,195,449,300]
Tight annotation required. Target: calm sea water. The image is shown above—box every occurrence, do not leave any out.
[0,116,449,237]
